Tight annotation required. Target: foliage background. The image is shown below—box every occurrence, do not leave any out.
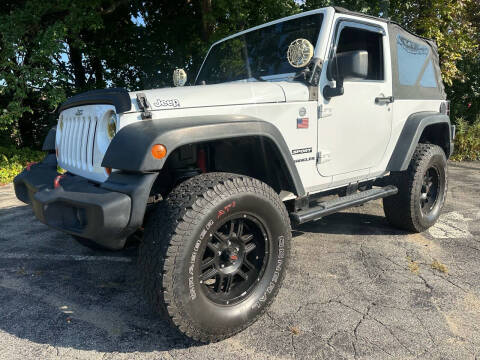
[0,0,479,176]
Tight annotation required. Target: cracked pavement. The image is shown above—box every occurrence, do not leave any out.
[0,162,479,359]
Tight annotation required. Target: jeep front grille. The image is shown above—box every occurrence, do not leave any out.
[58,113,98,171]
[56,104,116,183]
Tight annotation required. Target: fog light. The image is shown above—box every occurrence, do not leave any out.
[107,113,117,140]
[151,144,167,159]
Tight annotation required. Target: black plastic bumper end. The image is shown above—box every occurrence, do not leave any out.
[13,154,157,250]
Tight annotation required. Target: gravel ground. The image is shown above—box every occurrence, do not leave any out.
[0,162,479,360]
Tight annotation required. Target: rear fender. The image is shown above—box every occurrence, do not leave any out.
[387,112,453,171]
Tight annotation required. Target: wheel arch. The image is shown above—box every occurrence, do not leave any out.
[102,115,305,197]
[386,112,453,172]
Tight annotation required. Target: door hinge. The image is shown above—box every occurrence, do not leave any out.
[317,150,331,164]
[318,105,332,118]
[136,93,152,120]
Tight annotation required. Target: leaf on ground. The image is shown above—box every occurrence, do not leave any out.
[407,256,420,274]
[290,326,300,335]
[431,260,448,274]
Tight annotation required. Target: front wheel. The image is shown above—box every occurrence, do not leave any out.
[383,143,448,232]
[138,173,291,342]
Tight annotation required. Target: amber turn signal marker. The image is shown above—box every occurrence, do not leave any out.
[105,167,112,176]
[151,144,167,159]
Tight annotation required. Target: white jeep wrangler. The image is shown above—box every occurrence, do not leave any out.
[14,7,454,342]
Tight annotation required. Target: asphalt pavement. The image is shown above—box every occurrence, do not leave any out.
[0,162,479,360]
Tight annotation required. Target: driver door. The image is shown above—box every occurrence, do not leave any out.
[317,20,392,179]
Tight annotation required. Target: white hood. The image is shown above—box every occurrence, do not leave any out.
[127,81,309,113]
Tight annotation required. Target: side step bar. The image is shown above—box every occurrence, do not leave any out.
[291,185,398,225]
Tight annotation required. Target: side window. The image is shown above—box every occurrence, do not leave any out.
[397,35,437,88]
[334,26,384,81]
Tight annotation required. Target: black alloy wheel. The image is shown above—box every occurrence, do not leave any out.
[138,172,292,342]
[383,143,447,232]
[199,215,268,305]
[420,166,440,215]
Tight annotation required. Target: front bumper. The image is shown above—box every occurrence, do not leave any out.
[14,154,157,249]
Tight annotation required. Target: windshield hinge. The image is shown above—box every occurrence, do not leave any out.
[136,93,152,120]
[295,58,323,87]
[317,150,331,164]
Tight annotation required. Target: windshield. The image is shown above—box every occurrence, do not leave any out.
[195,14,323,85]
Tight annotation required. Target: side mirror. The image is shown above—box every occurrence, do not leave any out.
[333,50,369,80]
[323,50,369,100]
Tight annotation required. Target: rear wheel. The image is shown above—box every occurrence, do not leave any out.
[383,143,447,232]
[138,172,291,342]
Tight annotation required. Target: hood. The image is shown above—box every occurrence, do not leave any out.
[127,81,309,113]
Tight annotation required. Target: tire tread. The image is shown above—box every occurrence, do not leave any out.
[383,143,447,232]
[138,172,290,342]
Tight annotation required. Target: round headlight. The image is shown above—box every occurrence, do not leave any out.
[107,113,117,140]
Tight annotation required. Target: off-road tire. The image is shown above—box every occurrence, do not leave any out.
[138,172,291,342]
[383,143,447,232]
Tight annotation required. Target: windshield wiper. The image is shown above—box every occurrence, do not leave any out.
[248,71,267,82]
[252,75,266,82]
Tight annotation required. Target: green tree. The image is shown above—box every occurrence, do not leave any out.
[1,0,478,149]
[0,0,139,146]
[133,0,299,88]
[0,0,299,147]
[303,0,478,87]
[446,0,479,123]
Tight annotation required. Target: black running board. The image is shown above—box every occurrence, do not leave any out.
[291,185,398,225]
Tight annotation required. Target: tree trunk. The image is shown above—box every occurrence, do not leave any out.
[67,39,86,89]
[200,0,213,41]
[91,56,105,88]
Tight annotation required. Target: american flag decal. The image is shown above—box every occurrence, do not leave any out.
[297,117,309,129]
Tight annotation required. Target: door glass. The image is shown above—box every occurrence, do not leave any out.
[396,35,438,89]
[419,61,437,88]
[334,27,384,81]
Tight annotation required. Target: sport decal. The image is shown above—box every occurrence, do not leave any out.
[292,147,312,155]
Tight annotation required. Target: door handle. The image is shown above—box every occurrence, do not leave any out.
[375,96,394,105]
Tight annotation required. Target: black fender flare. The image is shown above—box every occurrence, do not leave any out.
[386,112,453,171]
[102,115,305,196]
[42,127,57,151]
[58,88,131,113]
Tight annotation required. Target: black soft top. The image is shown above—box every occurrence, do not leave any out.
[333,7,446,100]
[333,7,431,42]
